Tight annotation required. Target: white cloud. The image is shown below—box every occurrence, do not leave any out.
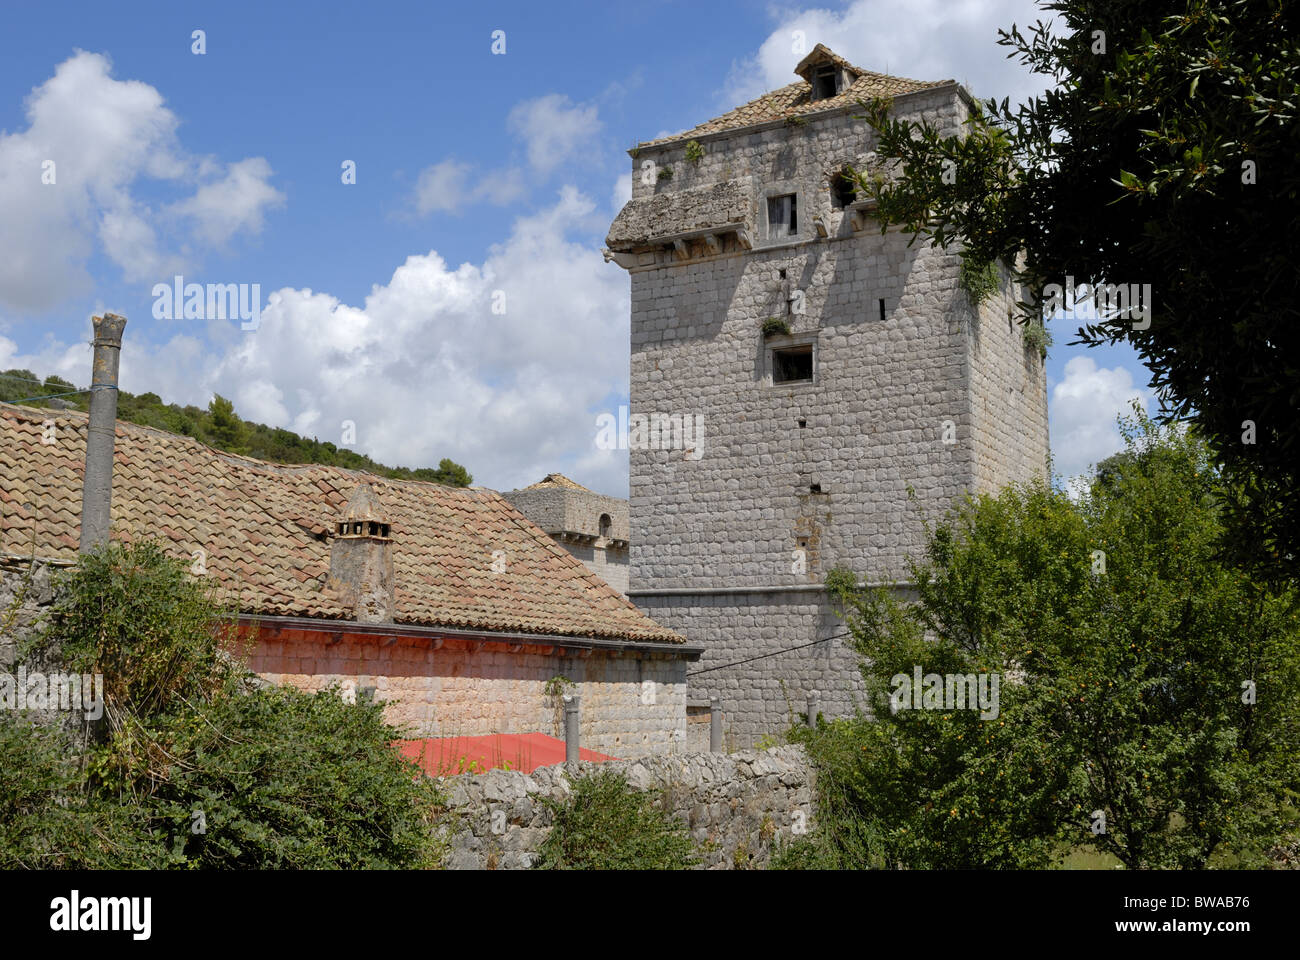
[1050,356,1151,487]
[506,94,601,177]
[127,187,631,495]
[0,51,284,312]
[168,157,285,248]
[407,91,600,218]
[411,159,525,216]
[723,0,1054,111]
[611,172,631,213]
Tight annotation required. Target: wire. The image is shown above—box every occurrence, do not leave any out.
[686,629,855,676]
[0,372,56,387]
[2,385,109,406]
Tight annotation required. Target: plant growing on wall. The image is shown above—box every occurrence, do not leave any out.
[958,257,1000,307]
[684,140,705,165]
[761,317,792,338]
[656,166,673,181]
[544,675,575,738]
[1021,320,1051,359]
[533,769,698,870]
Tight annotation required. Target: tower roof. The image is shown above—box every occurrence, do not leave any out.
[521,473,592,492]
[637,44,946,148]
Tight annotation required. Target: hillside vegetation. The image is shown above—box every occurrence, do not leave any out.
[0,369,471,487]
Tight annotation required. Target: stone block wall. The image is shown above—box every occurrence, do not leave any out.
[969,273,1051,494]
[504,486,631,595]
[616,84,1048,748]
[0,558,58,669]
[440,744,814,869]
[4,563,690,759]
[248,630,688,759]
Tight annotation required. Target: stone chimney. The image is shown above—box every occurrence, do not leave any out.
[79,313,126,553]
[328,483,395,623]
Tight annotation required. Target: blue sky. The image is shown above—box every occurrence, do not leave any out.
[0,0,1152,496]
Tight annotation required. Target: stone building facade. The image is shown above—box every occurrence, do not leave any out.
[605,45,1049,746]
[504,474,630,595]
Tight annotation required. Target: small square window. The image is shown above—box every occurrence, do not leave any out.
[772,345,813,383]
[767,194,798,239]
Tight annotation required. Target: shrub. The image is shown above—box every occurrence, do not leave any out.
[0,713,169,869]
[94,685,446,869]
[786,414,1300,869]
[29,540,238,732]
[534,769,697,870]
[5,539,447,869]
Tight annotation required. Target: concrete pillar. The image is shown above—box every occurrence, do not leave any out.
[563,694,580,765]
[80,313,126,553]
[807,690,820,728]
[709,696,722,753]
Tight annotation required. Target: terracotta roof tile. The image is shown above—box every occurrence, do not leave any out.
[0,403,682,644]
[641,44,946,148]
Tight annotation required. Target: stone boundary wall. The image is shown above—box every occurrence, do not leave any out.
[1,558,59,668]
[439,744,814,870]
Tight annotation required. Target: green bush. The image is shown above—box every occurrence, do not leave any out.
[0,714,169,869]
[30,540,237,731]
[4,539,447,869]
[783,413,1300,869]
[534,769,697,870]
[94,685,445,869]
[761,317,792,338]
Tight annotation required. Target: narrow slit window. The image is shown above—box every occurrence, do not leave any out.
[768,194,798,239]
[772,345,814,383]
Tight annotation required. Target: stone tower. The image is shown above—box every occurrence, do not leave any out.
[605,45,1049,747]
[504,473,630,595]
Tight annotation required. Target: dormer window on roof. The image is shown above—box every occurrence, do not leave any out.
[812,65,840,101]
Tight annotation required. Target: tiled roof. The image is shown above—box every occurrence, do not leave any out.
[521,473,592,492]
[641,44,946,147]
[0,403,681,644]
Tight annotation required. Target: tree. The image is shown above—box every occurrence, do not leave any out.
[854,0,1299,579]
[206,394,247,452]
[782,414,1300,868]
